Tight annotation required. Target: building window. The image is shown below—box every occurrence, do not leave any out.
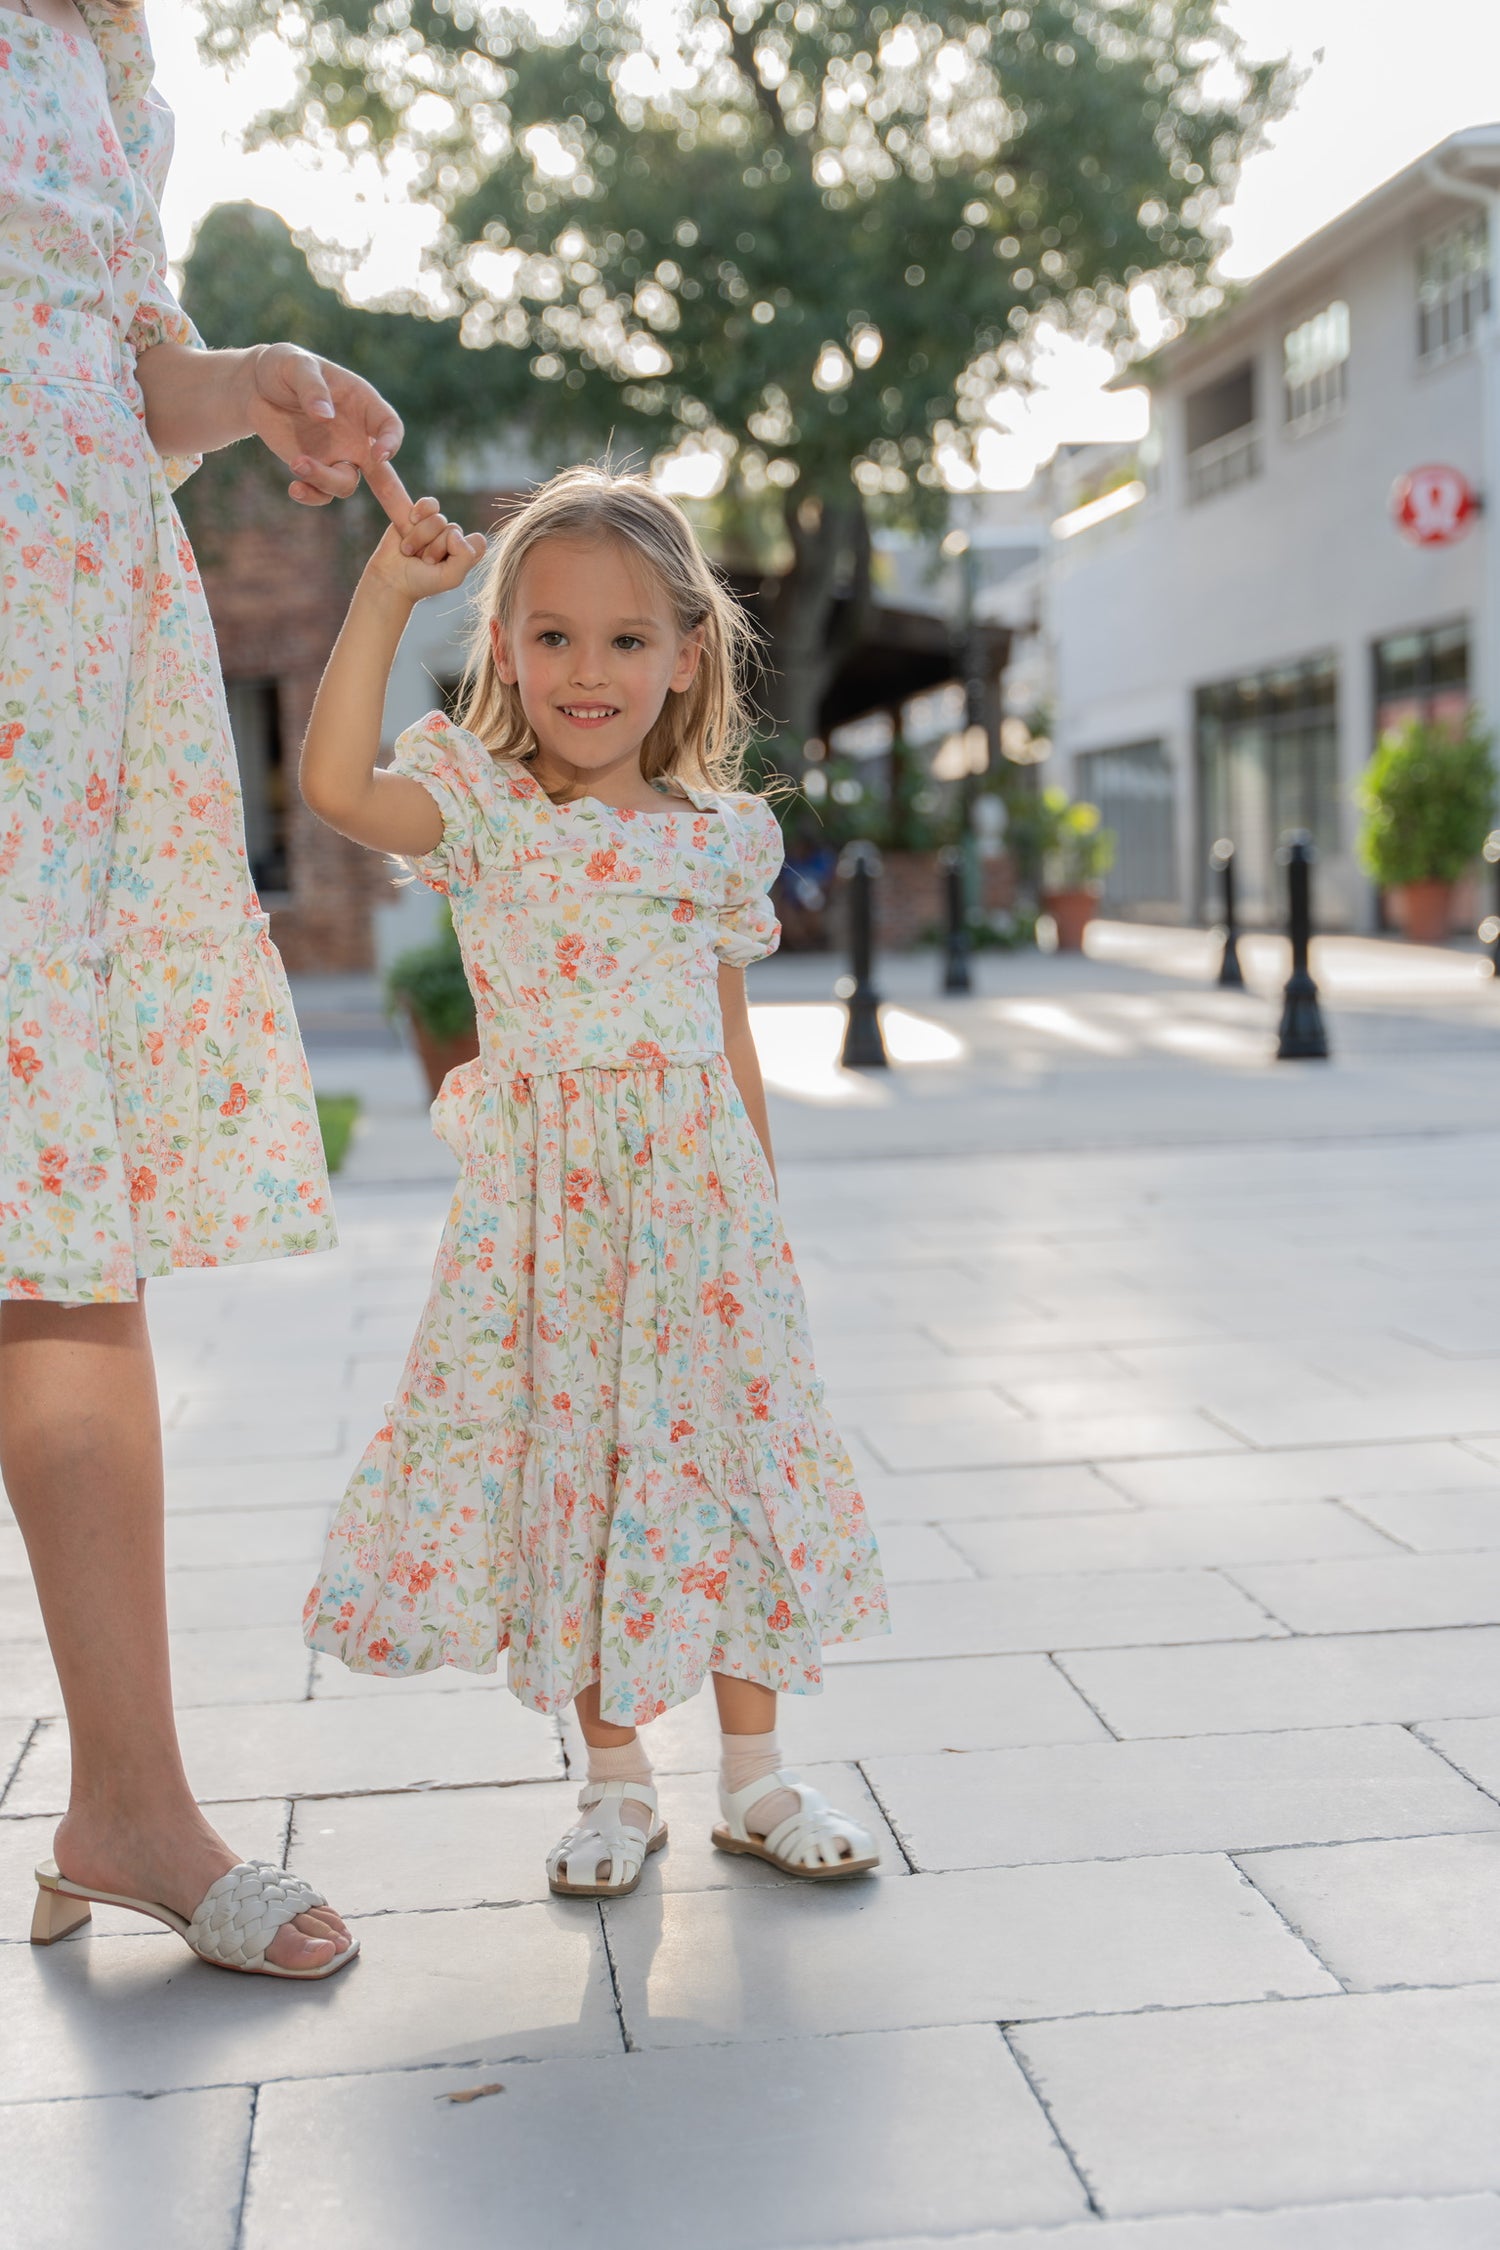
[1418,213,1490,363]
[224,678,289,897]
[1373,620,1470,740]
[1195,655,1339,925]
[1284,300,1350,433]
[1075,741,1178,915]
[1185,361,1260,503]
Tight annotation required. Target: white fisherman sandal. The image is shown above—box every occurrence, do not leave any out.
[31,1856,359,1979]
[712,1771,880,1879]
[547,1778,668,1898]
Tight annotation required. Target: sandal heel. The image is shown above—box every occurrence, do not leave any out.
[31,1882,91,1946]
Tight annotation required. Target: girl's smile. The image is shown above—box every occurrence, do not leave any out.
[490,535,702,809]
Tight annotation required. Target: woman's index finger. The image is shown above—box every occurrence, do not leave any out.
[365,454,415,528]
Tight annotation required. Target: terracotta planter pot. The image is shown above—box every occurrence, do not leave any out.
[402,1005,480,1100]
[1389,879,1454,947]
[1041,886,1099,953]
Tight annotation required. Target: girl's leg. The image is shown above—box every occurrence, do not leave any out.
[0,1293,349,1971]
[573,1682,655,1831]
[712,1674,799,1832]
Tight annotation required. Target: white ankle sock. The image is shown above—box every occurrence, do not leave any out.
[720,1728,798,1837]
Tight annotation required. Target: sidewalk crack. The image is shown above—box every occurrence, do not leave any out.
[231,2083,260,2250]
[998,2023,1102,2217]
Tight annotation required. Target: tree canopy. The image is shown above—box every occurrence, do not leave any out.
[197,0,1290,739]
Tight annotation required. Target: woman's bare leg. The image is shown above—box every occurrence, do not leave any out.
[0,1291,349,1971]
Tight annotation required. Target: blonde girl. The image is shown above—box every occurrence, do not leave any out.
[300,465,888,1894]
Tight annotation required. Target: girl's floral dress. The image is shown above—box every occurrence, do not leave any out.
[0,8,333,1303]
[305,714,888,1724]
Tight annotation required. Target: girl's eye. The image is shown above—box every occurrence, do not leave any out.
[538,630,567,647]
[614,635,645,652]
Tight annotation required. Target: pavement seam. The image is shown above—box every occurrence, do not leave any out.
[1222,1853,1352,1993]
[1406,1722,1500,1812]
[231,2083,260,2250]
[1208,1565,1300,1634]
[596,1901,638,2052]
[996,2021,1103,2218]
[0,1718,39,1811]
[1043,1653,1121,1741]
[851,1760,919,1872]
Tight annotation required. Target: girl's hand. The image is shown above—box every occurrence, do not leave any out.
[365,496,489,602]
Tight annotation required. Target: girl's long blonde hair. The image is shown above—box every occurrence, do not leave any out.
[455,465,761,795]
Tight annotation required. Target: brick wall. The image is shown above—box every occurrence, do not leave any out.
[190,475,383,974]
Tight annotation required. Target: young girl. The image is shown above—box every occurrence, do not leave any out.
[301,465,889,1895]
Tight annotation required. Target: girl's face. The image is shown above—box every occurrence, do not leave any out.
[490,535,702,785]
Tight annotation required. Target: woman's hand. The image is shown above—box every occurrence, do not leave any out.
[366,496,488,601]
[246,343,404,510]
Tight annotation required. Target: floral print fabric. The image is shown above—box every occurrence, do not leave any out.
[305,714,888,1723]
[0,10,334,1301]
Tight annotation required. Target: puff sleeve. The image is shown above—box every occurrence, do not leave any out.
[713,796,785,967]
[389,713,496,894]
[82,4,206,489]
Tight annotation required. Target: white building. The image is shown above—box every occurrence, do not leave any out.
[1048,126,1500,929]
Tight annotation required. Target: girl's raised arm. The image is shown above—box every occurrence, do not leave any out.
[300,497,487,858]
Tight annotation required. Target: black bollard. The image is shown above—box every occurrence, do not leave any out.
[940,843,972,995]
[1483,831,1500,978]
[1275,831,1330,1060]
[1209,837,1245,990]
[837,839,889,1068]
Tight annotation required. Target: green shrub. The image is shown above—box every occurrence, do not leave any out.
[1007,787,1116,890]
[315,1093,361,1174]
[1358,714,1496,888]
[384,910,477,1039]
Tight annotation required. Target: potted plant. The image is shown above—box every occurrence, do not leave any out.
[1009,786,1116,950]
[1358,713,1496,945]
[385,909,479,1098]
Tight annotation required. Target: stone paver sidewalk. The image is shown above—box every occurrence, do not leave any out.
[5,931,1500,2247]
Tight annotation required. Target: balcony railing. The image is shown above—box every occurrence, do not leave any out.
[1187,424,1262,505]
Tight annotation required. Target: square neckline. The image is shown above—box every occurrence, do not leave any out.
[506,763,704,825]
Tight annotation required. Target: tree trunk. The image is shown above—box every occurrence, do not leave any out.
[757,494,872,760]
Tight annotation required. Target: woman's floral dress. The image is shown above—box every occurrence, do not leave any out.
[0,7,333,1303]
[305,714,888,1724]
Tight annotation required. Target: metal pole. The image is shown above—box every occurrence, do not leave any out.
[940,843,972,994]
[1275,831,1330,1060]
[1483,830,1500,977]
[1209,837,1245,989]
[837,839,889,1068]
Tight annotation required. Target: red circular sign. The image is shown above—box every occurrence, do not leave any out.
[1391,464,1480,546]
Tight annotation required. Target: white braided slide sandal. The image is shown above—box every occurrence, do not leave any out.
[30,1857,359,1979]
[712,1771,880,1879]
[547,1779,668,1898]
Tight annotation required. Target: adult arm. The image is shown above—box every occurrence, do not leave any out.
[719,966,777,1188]
[133,340,408,514]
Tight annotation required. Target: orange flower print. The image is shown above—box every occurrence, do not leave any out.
[129,1166,157,1205]
[38,1145,67,1195]
[8,1039,41,1084]
[747,1377,771,1421]
[366,1638,392,1664]
[564,1167,594,1212]
[84,773,108,812]
[700,1276,743,1326]
[767,1600,793,1633]
[552,1391,571,1413]
[671,899,694,922]
[669,1418,694,1443]
[219,1082,248,1116]
[555,935,586,979]
[0,721,23,760]
[75,542,101,575]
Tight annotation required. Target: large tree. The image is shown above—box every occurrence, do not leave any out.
[200,0,1288,745]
